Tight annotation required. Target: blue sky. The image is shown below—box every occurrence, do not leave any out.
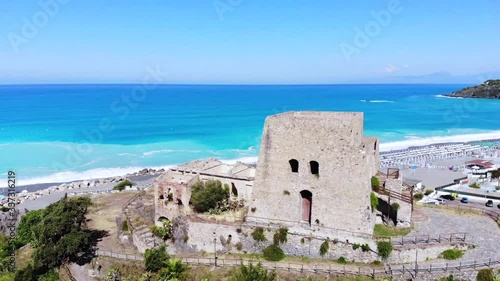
[1,0,499,84]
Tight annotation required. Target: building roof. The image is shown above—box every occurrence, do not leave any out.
[465,159,494,169]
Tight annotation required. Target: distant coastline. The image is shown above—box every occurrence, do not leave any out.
[445,80,500,99]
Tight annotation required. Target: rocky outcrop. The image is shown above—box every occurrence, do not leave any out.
[446,80,500,99]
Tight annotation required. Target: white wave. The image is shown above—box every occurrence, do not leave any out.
[220,156,258,165]
[360,100,394,103]
[380,131,500,152]
[435,94,463,99]
[142,149,201,156]
[0,165,174,188]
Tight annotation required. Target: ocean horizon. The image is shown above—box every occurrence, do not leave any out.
[1,84,499,187]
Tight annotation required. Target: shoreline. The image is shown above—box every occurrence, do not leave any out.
[2,137,499,192]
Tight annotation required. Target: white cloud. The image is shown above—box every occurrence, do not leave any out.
[384,64,409,73]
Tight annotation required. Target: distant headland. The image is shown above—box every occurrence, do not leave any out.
[446,80,500,99]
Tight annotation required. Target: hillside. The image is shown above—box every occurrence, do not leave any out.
[446,80,500,99]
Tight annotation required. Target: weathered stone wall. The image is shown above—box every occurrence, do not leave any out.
[249,111,377,237]
[197,174,253,200]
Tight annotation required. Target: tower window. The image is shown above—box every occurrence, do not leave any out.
[289,159,299,173]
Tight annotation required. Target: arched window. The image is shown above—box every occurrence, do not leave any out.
[300,190,312,224]
[310,161,319,175]
[289,159,299,173]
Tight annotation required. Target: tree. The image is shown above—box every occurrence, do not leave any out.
[190,180,229,213]
[476,269,494,281]
[31,196,93,273]
[15,209,43,247]
[231,262,276,281]
[144,246,169,272]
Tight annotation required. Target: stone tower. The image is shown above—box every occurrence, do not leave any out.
[248,111,379,237]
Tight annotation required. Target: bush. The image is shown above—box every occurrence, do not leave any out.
[0,206,9,212]
[251,227,267,242]
[413,193,423,200]
[151,220,172,241]
[371,176,381,190]
[370,192,379,211]
[262,244,285,261]
[121,220,129,232]
[377,241,392,260]
[476,269,494,281]
[391,203,400,211]
[113,180,133,191]
[336,257,347,264]
[235,242,243,251]
[352,243,360,250]
[439,249,464,260]
[469,182,480,189]
[273,228,288,245]
[361,243,371,252]
[190,180,229,213]
[144,246,169,272]
[232,262,276,281]
[283,190,290,195]
[319,239,329,256]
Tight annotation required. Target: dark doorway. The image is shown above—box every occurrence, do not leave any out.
[231,183,238,197]
[300,190,312,224]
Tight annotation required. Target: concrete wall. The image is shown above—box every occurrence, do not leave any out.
[249,111,378,237]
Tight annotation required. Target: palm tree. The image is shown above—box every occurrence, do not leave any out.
[158,258,189,281]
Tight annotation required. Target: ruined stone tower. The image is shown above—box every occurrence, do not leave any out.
[248,111,379,237]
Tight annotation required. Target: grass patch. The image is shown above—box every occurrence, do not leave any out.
[376,241,392,260]
[439,249,464,260]
[373,224,411,238]
[319,239,329,256]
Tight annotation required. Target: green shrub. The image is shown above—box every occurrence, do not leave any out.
[235,242,243,251]
[144,245,169,272]
[232,262,276,281]
[352,243,360,250]
[424,189,434,196]
[283,190,290,195]
[319,239,329,256]
[113,180,133,191]
[121,220,129,232]
[439,249,464,260]
[377,241,392,260]
[0,206,9,212]
[190,180,229,213]
[251,227,267,242]
[476,269,494,281]
[495,186,500,190]
[391,203,400,211]
[37,270,60,281]
[336,256,347,264]
[262,244,285,261]
[361,243,371,252]
[371,176,381,190]
[413,193,423,200]
[300,238,305,244]
[469,182,480,189]
[370,192,379,211]
[371,260,382,266]
[151,220,172,241]
[273,228,288,245]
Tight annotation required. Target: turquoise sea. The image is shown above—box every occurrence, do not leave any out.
[1,84,499,187]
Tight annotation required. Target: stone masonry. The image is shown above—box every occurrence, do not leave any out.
[248,111,379,237]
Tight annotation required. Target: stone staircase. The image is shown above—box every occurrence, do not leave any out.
[122,193,163,253]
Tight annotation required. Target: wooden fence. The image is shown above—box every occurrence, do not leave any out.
[94,249,500,279]
[379,232,467,246]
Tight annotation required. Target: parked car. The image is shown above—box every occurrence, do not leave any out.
[485,200,493,207]
[460,197,469,203]
[440,194,455,201]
